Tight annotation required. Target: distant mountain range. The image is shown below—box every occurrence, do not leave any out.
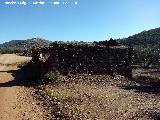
[0,38,52,51]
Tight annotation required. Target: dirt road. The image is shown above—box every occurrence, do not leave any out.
[0,54,46,120]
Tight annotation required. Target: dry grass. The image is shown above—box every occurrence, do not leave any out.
[0,54,31,65]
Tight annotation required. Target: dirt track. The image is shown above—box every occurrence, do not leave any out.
[0,54,46,120]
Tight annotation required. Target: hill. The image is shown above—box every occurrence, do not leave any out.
[121,27,160,46]
[0,38,52,50]
[119,27,160,67]
[0,38,52,53]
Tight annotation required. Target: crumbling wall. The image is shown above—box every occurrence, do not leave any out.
[31,43,133,78]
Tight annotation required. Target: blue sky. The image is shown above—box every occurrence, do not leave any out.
[0,0,160,43]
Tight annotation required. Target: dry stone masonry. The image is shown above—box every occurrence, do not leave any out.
[31,41,133,78]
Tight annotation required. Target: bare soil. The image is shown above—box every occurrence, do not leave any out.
[0,54,48,120]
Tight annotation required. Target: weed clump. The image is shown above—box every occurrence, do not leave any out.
[47,90,76,102]
[43,71,63,84]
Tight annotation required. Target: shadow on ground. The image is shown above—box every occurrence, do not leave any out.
[0,67,39,87]
[127,110,160,120]
[121,75,160,94]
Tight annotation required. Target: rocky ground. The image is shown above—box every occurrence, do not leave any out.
[38,68,160,120]
[1,54,160,120]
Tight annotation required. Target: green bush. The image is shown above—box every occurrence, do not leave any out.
[43,71,62,84]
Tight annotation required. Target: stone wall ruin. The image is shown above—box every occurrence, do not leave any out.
[31,42,133,78]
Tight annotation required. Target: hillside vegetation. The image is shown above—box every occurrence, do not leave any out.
[120,28,160,67]
[0,38,52,54]
[121,27,160,46]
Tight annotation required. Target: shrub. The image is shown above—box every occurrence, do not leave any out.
[43,71,62,84]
